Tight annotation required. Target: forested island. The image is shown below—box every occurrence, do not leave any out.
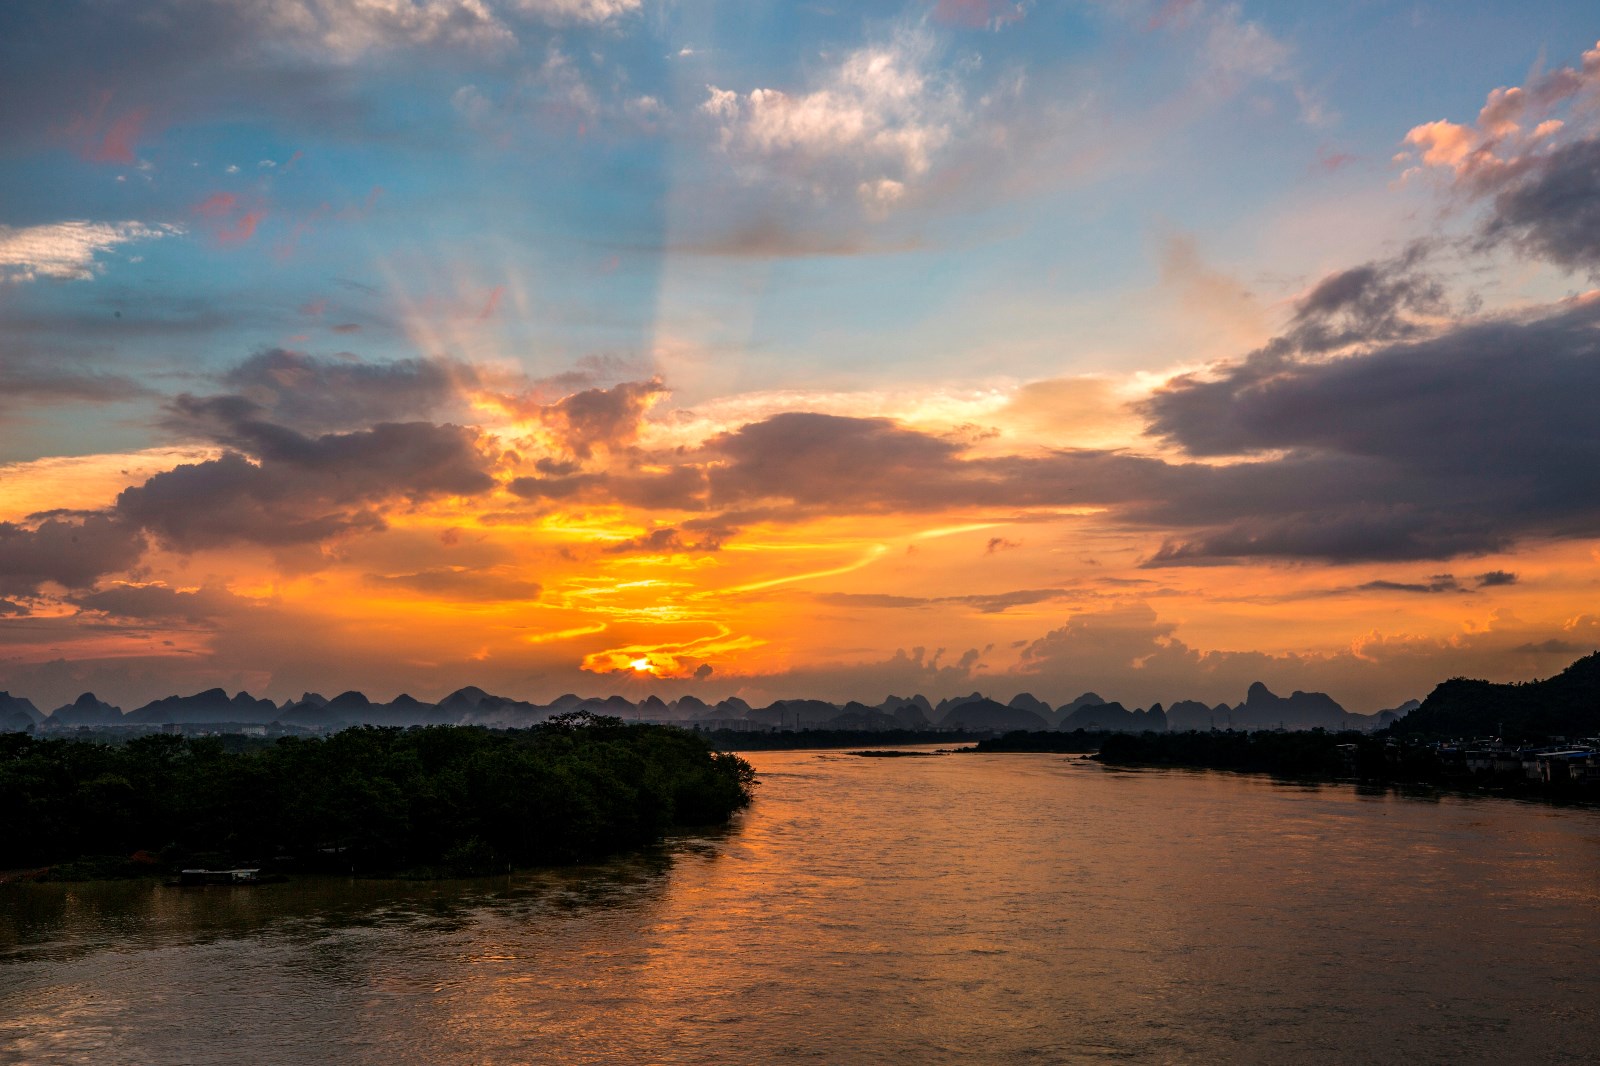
[0,714,754,880]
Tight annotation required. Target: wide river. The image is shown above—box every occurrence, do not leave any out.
[4,750,1600,1064]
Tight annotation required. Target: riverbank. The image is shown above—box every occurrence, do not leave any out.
[970,729,1600,806]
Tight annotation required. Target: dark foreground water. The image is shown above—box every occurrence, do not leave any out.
[4,751,1599,1065]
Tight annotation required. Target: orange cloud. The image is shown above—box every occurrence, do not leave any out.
[195,192,239,218]
[218,210,264,244]
[193,192,265,245]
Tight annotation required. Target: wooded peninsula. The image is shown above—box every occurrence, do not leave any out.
[1,713,754,880]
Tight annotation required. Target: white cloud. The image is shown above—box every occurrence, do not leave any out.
[0,220,181,283]
[254,0,514,57]
[1200,3,1327,125]
[534,43,600,118]
[624,94,665,130]
[857,177,906,216]
[1202,4,1289,83]
[701,28,963,204]
[453,41,656,139]
[452,83,496,128]
[510,0,640,24]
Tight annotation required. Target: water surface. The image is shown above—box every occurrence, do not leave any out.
[4,751,1599,1064]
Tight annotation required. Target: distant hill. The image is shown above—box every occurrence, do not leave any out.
[936,698,1047,732]
[0,692,44,730]
[1164,700,1232,731]
[1387,652,1600,739]
[933,691,989,719]
[881,693,933,718]
[1051,692,1106,728]
[1229,682,1348,730]
[126,688,279,724]
[824,702,903,730]
[749,700,844,729]
[1373,699,1421,729]
[1008,693,1053,720]
[880,698,931,729]
[672,695,711,719]
[0,670,1478,737]
[1060,701,1167,732]
[49,693,124,726]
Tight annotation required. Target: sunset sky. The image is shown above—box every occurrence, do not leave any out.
[2,0,1599,713]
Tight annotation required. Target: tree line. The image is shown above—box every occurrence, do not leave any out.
[0,714,755,878]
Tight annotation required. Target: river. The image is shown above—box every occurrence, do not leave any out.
[3,749,1599,1064]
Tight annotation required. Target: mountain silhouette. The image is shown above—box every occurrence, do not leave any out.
[1060,700,1168,732]
[48,693,124,725]
[1388,652,1600,738]
[126,688,279,724]
[0,691,43,731]
[936,698,1047,732]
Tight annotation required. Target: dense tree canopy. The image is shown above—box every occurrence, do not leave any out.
[0,715,754,876]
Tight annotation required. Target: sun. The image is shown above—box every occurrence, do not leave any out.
[630,657,653,673]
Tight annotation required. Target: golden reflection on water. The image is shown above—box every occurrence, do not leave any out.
[4,753,1600,1064]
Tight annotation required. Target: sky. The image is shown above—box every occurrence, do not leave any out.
[2,0,1599,713]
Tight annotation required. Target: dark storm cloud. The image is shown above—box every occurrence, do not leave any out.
[813,588,1076,614]
[708,413,966,509]
[506,312,1597,561]
[1355,575,1464,594]
[702,412,1178,514]
[216,349,472,432]
[534,378,666,459]
[505,464,708,511]
[505,410,1180,537]
[1140,254,1465,459]
[549,290,1598,565]
[365,567,542,601]
[0,358,155,412]
[498,409,1467,562]
[0,515,147,596]
[1483,136,1600,272]
[506,472,608,501]
[117,418,496,550]
[601,526,727,554]
[1281,248,1450,353]
[67,583,252,622]
[1131,294,1600,561]
[1139,498,1505,565]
